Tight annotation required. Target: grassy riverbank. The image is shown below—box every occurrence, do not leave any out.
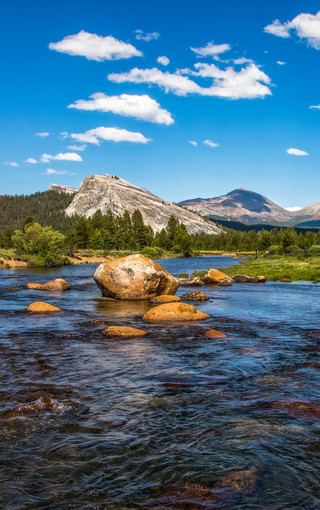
[0,248,187,269]
[221,255,320,282]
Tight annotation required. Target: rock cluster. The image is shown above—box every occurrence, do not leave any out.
[232,275,265,283]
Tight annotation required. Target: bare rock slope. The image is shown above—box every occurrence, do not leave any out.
[65,174,221,234]
[48,184,78,194]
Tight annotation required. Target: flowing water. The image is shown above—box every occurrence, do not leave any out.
[1,256,320,509]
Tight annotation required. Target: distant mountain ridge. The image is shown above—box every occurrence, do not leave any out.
[179,188,320,227]
[65,174,222,234]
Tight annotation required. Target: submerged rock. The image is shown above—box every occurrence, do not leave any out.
[177,277,204,287]
[27,301,61,313]
[94,254,178,300]
[144,481,221,508]
[150,295,181,304]
[216,466,260,494]
[26,279,70,291]
[268,400,320,421]
[181,291,209,301]
[142,302,210,322]
[102,326,148,338]
[203,269,233,286]
[232,275,266,283]
[204,329,226,338]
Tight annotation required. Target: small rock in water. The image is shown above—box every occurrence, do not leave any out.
[27,301,61,313]
[177,277,204,287]
[102,326,148,338]
[150,295,180,304]
[26,279,70,291]
[181,291,209,301]
[203,269,233,286]
[142,302,210,322]
[204,329,226,338]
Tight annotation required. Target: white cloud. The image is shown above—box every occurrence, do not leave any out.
[135,29,159,42]
[60,132,69,140]
[233,57,254,65]
[67,144,87,151]
[68,93,173,125]
[191,41,231,58]
[189,140,198,146]
[35,132,49,137]
[286,148,309,156]
[190,63,272,99]
[264,20,291,38]
[41,152,83,162]
[264,11,320,49]
[309,104,320,109]
[276,61,286,65]
[41,168,76,176]
[49,30,142,61]
[157,56,170,66]
[25,158,38,164]
[3,161,19,167]
[109,67,201,96]
[285,206,303,212]
[70,126,151,145]
[204,139,219,148]
[109,62,272,99]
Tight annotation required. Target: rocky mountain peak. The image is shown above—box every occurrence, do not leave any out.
[65,174,222,235]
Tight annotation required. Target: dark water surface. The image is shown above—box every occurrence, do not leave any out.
[1,256,320,509]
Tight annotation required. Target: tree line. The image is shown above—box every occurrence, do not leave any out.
[1,202,320,266]
[192,227,320,255]
[1,210,193,265]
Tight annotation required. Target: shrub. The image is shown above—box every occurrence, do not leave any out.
[267,245,281,255]
[12,222,65,267]
[286,245,304,257]
[309,245,320,256]
[140,246,163,259]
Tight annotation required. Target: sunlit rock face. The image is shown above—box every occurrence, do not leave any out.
[65,174,222,234]
[94,254,178,300]
[48,184,78,194]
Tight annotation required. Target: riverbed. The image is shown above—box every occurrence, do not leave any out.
[1,256,320,509]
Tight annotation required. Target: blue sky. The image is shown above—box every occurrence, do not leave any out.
[1,0,320,208]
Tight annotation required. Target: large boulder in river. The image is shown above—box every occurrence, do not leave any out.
[142,302,210,322]
[93,254,178,300]
[203,269,233,286]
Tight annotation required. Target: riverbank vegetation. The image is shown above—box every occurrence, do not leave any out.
[1,202,320,279]
[221,255,320,282]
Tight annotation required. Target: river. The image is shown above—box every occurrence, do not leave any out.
[1,256,320,509]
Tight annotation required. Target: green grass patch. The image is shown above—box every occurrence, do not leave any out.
[221,256,320,282]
